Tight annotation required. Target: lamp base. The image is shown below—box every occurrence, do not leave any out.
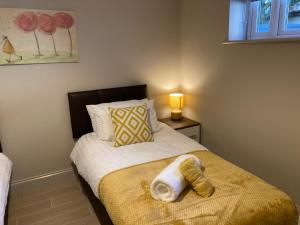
[171,111,182,121]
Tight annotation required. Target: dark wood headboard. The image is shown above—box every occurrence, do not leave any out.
[68,85,147,139]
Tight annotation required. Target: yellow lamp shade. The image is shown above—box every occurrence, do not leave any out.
[169,93,184,120]
[169,93,184,110]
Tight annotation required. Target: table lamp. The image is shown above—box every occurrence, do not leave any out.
[169,93,184,120]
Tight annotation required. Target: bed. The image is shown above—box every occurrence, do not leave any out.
[0,143,12,225]
[68,85,298,225]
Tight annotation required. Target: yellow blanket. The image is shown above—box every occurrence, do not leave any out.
[99,151,298,225]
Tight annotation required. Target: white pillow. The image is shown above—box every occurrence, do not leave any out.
[86,99,161,141]
[144,99,161,133]
[86,100,137,141]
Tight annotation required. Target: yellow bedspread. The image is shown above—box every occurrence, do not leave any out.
[99,151,298,225]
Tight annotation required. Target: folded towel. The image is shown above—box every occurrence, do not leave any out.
[150,154,201,202]
[180,158,215,197]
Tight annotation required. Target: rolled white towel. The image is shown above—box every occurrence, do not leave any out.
[150,154,201,202]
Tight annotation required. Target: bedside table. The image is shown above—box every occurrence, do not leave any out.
[159,117,201,143]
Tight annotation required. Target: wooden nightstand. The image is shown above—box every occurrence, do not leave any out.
[159,117,201,143]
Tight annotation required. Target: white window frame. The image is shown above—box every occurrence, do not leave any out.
[248,0,281,39]
[228,0,300,41]
[278,0,300,36]
[229,0,249,40]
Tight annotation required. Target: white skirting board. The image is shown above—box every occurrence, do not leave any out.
[11,168,73,186]
[10,168,77,194]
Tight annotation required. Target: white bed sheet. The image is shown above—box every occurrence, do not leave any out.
[70,122,207,197]
[0,153,12,225]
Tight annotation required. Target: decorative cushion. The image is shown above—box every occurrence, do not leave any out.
[109,104,154,147]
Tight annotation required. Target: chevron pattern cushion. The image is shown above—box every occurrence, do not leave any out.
[109,104,154,147]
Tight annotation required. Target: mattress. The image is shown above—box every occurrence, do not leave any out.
[0,154,12,225]
[70,122,207,197]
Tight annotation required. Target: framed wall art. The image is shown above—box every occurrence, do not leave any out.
[0,8,79,65]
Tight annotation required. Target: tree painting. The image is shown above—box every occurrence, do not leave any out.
[15,11,42,56]
[38,14,58,56]
[54,12,74,56]
[0,8,79,65]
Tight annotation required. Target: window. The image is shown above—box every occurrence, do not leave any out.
[278,0,300,35]
[228,0,300,41]
[255,0,273,33]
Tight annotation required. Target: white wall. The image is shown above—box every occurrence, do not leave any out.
[0,0,181,181]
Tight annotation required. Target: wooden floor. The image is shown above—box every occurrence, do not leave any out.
[8,180,101,225]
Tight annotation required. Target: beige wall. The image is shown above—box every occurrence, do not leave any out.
[0,0,181,181]
[180,0,300,203]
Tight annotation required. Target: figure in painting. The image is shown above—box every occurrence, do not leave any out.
[1,36,22,63]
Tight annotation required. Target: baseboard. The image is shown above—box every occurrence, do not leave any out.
[11,167,74,186]
[10,167,78,194]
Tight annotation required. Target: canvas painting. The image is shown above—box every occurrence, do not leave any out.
[0,8,79,65]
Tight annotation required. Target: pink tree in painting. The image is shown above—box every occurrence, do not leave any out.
[15,11,42,56]
[38,14,58,56]
[54,12,74,56]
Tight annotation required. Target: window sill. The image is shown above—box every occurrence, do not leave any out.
[222,37,300,45]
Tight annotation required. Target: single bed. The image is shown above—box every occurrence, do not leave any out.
[68,85,298,225]
[0,143,12,225]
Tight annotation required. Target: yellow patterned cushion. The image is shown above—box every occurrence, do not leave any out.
[109,104,154,147]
